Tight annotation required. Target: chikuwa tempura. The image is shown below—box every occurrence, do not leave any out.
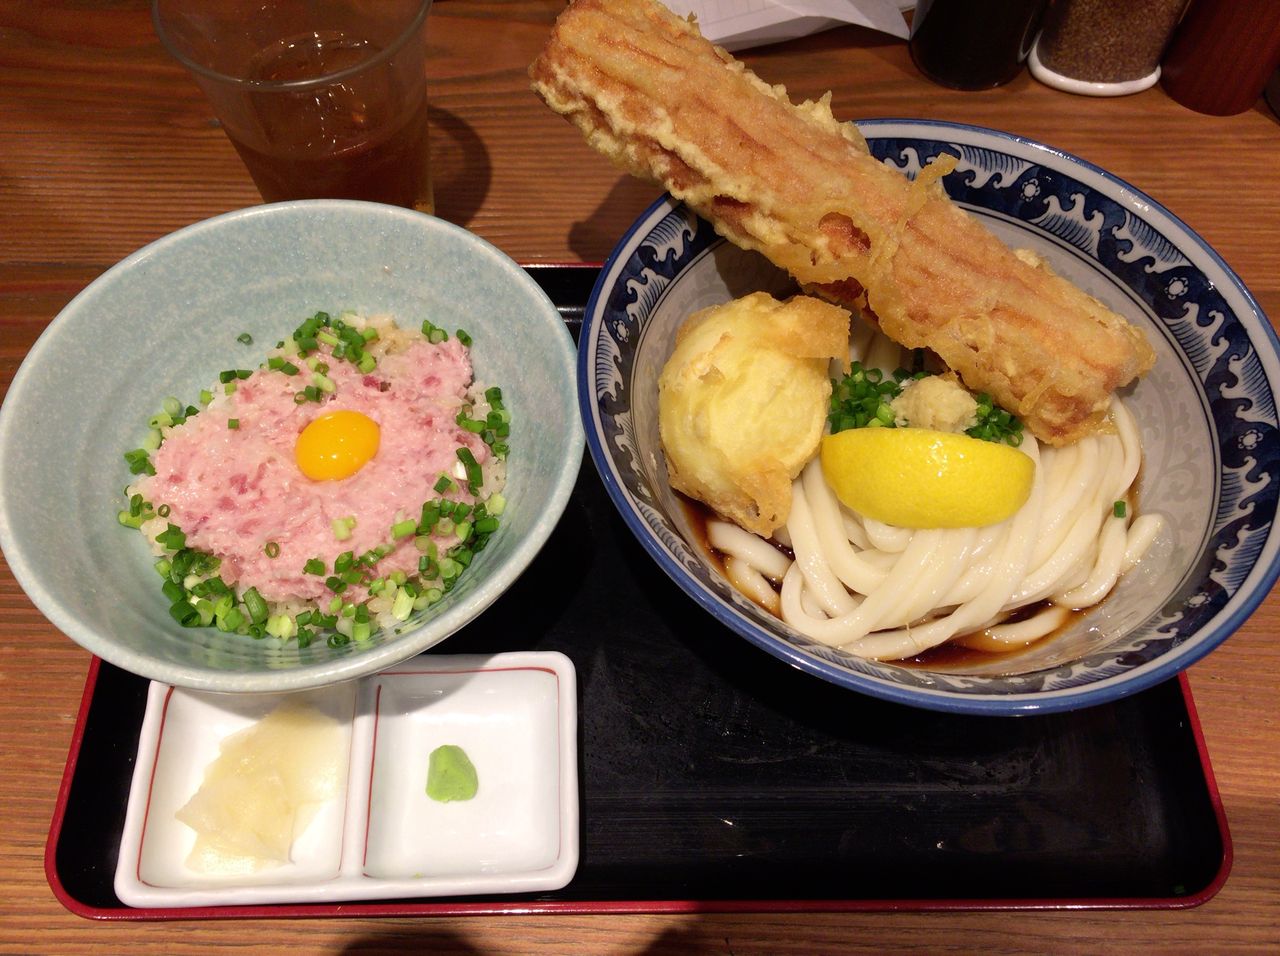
[530,0,1155,447]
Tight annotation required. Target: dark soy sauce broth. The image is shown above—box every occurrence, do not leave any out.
[677,494,1100,669]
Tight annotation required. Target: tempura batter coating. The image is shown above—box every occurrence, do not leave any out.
[530,0,1155,446]
[659,293,850,536]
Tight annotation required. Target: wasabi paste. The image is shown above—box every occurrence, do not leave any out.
[426,744,478,802]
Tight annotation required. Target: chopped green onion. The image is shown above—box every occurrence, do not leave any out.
[391,518,417,539]
[456,447,482,493]
[456,410,487,433]
[264,541,280,558]
[434,475,454,494]
[420,319,448,344]
[237,332,253,345]
[124,448,155,476]
[391,588,415,621]
[1113,500,1127,518]
[303,557,326,575]
[965,393,1024,446]
[155,523,186,550]
[265,614,293,639]
[242,587,269,625]
[828,362,912,434]
[168,599,199,627]
[227,418,240,430]
[456,329,472,346]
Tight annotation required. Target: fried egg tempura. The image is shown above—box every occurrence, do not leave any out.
[530,0,1155,446]
[659,293,850,536]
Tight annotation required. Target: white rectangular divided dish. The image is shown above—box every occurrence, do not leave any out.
[114,651,578,907]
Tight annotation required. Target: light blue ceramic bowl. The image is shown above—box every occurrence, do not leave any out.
[0,201,582,692]
[580,120,1280,715]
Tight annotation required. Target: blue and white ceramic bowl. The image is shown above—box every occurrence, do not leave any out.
[0,201,582,693]
[580,120,1280,715]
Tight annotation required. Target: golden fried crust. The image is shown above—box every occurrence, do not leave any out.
[659,293,850,536]
[530,0,1156,446]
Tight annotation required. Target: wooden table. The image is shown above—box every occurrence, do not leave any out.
[2,2,1277,952]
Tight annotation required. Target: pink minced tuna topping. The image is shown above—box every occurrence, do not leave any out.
[138,337,489,603]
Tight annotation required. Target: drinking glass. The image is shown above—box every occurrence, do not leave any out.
[153,0,434,210]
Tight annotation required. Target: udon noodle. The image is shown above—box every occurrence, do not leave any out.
[705,329,1163,662]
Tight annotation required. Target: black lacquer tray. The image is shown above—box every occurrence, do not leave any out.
[46,265,1231,919]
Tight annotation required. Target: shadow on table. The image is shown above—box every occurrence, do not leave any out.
[568,176,665,261]
[430,104,491,228]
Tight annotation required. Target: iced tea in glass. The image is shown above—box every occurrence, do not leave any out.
[153,0,434,211]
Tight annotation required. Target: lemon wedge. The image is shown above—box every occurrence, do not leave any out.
[820,428,1035,528]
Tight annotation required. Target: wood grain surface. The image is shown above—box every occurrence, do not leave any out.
[1,2,1278,953]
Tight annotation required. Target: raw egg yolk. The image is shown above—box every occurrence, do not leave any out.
[295,410,380,481]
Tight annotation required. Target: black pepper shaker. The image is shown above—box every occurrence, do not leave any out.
[909,0,1049,91]
[1029,0,1190,96]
